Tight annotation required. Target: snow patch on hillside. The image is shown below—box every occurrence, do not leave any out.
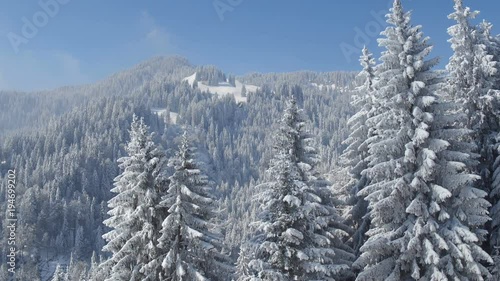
[169,112,179,124]
[152,108,179,124]
[183,72,197,86]
[183,73,259,103]
[310,83,337,91]
[152,108,167,116]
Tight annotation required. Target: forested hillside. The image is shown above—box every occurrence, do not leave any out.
[0,54,355,280]
[2,0,500,280]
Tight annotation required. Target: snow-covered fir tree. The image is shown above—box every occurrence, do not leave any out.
[447,0,499,137]
[87,251,100,281]
[447,0,500,258]
[447,0,500,194]
[477,18,500,270]
[243,98,353,281]
[355,0,492,280]
[478,20,500,85]
[65,252,89,281]
[236,243,255,281]
[100,114,168,281]
[51,264,67,281]
[155,132,232,281]
[340,46,376,256]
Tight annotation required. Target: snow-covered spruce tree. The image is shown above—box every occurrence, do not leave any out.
[100,114,168,281]
[355,1,492,280]
[51,264,67,281]
[236,243,255,281]
[156,132,232,281]
[478,20,500,269]
[447,0,500,256]
[244,98,353,281]
[87,251,100,281]
[340,46,376,256]
[431,104,493,280]
[447,0,499,136]
[478,20,500,87]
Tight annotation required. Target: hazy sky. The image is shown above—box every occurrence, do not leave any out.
[0,0,499,91]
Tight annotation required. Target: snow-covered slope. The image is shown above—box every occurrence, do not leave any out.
[152,108,179,124]
[183,72,259,103]
[310,82,337,91]
[183,72,197,86]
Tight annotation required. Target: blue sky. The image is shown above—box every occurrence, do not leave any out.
[0,0,499,91]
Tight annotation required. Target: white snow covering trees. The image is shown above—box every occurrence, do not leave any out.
[51,264,67,281]
[447,0,498,136]
[100,115,167,281]
[355,0,492,280]
[447,0,500,263]
[478,16,500,271]
[244,98,353,280]
[341,46,376,256]
[156,133,232,281]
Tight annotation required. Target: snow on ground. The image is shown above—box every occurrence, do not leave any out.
[151,108,168,116]
[169,112,179,124]
[183,72,259,103]
[311,82,337,91]
[152,108,179,124]
[183,72,197,86]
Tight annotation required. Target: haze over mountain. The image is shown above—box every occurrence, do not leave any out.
[0,56,356,136]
